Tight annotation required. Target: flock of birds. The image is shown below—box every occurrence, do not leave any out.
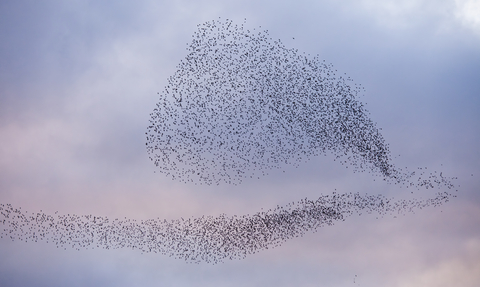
[146,19,454,190]
[0,192,451,264]
[1,19,457,263]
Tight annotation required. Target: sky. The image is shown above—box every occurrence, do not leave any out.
[1,0,480,286]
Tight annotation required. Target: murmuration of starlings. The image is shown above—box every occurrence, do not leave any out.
[1,19,457,264]
[146,19,454,190]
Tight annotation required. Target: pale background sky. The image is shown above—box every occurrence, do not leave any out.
[1,0,479,286]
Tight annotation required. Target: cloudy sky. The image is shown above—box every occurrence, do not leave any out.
[1,0,479,286]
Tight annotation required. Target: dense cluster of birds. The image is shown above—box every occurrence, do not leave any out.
[146,19,454,190]
[1,19,457,263]
[0,191,452,263]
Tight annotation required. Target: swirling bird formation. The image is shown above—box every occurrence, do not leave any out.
[1,19,456,263]
[146,19,454,190]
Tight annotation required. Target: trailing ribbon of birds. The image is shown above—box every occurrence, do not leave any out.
[0,192,451,264]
